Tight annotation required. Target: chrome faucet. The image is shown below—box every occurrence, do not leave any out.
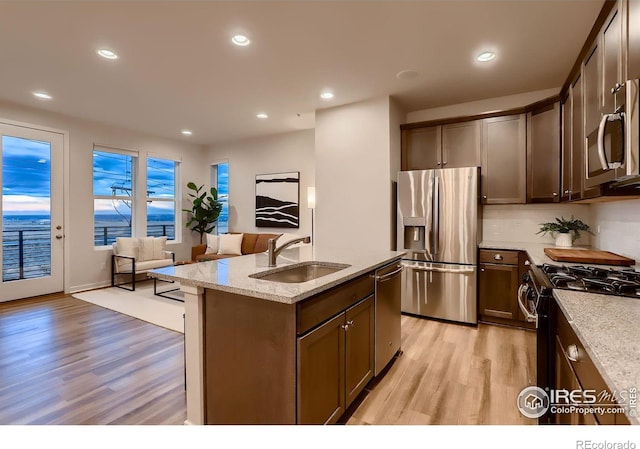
[267,234,311,267]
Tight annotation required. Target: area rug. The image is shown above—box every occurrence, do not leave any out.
[72,281,184,333]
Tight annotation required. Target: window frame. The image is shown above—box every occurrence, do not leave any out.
[145,154,181,243]
[210,160,229,235]
[92,146,138,248]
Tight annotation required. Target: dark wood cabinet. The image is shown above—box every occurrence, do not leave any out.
[478,249,519,323]
[481,115,526,204]
[401,121,480,171]
[344,296,375,407]
[298,295,374,424]
[602,4,623,114]
[629,0,640,79]
[441,120,481,168]
[555,337,598,425]
[561,95,573,202]
[553,302,627,425]
[202,270,378,424]
[527,102,561,202]
[297,312,346,425]
[401,126,440,170]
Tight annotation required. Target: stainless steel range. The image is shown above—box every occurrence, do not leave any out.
[541,264,640,298]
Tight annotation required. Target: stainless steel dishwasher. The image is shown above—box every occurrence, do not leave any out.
[374,261,402,376]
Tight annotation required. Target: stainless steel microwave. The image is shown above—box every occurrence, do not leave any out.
[585,79,639,188]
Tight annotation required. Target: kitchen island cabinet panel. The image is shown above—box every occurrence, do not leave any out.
[297,312,346,425]
[345,295,375,407]
[203,290,297,424]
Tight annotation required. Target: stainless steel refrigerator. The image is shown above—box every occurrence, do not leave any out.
[397,167,481,324]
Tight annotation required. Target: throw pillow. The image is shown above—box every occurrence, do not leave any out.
[218,233,243,256]
[205,234,219,255]
[116,237,138,259]
[138,237,155,261]
[152,236,168,260]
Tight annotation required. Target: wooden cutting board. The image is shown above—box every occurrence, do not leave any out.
[544,248,636,266]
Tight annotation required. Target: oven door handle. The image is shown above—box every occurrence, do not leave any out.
[517,284,538,328]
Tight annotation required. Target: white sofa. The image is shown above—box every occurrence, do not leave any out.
[111,236,175,291]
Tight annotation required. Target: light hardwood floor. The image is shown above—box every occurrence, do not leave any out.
[343,315,537,425]
[0,294,535,425]
[0,293,186,425]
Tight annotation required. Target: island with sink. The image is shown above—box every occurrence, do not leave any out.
[149,244,404,425]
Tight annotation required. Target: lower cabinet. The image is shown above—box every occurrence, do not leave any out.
[478,249,534,328]
[297,295,374,424]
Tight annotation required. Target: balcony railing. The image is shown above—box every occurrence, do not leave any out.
[93,224,175,246]
[2,224,175,282]
[2,228,51,282]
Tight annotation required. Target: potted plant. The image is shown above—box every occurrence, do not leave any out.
[183,182,223,244]
[537,216,592,247]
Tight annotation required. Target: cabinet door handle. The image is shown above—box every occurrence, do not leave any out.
[524,260,531,266]
[482,195,487,200]
[493,254,503,261]
[341,324,349,330]
[346,320,354,327]
[553,192,558,197]
[567,344,579,362]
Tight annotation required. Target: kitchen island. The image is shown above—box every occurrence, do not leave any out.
[150,246,404,425]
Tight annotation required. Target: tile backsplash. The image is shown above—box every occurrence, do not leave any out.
[591,198,640,261]
[482,203,592,245]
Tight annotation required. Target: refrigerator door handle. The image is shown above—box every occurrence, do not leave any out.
[432,176,439,255]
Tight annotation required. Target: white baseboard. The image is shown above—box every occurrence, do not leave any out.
[69,280,111,294]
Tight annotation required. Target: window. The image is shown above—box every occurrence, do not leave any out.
[93,149,136,246]
[146,157,178,240]
[211,162,229,234]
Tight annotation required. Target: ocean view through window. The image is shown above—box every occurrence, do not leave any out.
[2,135,52,281]
[146,157,178,240]
[93,149,136,246]
[212,162,229,234]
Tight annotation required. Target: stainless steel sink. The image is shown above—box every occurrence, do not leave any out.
[249,262,351,283]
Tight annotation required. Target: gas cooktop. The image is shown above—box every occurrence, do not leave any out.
[541,264,640,298]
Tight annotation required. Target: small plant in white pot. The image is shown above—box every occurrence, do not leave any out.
[537,216,592,247]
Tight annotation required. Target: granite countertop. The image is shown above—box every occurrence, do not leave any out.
[479,240,640,271]
[149,245,405,304]
[554,290,640,425]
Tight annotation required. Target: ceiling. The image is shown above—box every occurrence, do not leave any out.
[0,1,604,146]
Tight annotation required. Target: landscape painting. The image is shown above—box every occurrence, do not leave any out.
[255,172,299,228]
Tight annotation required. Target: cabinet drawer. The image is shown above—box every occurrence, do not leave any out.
[556,308,617,425]
[479,249,519,265]
[297,273,374,335]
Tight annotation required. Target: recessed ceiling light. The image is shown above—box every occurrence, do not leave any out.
[181,130,193,136]
[33,91,52,100]
[231,35,250,47]
[477,51,496,62]
[320,91,334,100]
[396,70,419,80]
[97,48,118,60]
[256,113,268,119]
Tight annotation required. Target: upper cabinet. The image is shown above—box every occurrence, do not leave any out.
[527,102,561,202]
[441,121,481,168]
[401,121,480,171]
[401,126,440,170]
[481,114,526,204]
[602,5,624,113]
[629,0,640,79]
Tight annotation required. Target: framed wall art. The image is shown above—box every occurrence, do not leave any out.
[255,171,299,228]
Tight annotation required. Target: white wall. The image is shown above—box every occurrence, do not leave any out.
[205,129,315,237]
[406,87,559,124]
[591,199,640,261]
[482,203,593,246]
[315,96,399,251]
[0,100,207,293]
